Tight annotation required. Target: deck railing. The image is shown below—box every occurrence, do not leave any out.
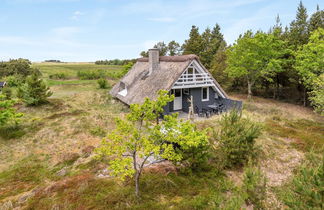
[173,73,213,89]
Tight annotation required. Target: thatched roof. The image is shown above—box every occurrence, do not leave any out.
[110,54,227,105]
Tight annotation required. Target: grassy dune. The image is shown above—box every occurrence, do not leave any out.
[0,63,323,209]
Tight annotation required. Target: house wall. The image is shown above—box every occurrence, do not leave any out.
[163,87,223,114]
[190,87,219,111]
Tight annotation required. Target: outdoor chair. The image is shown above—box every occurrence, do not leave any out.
[195,106,205,117]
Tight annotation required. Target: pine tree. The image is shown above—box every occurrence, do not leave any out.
[309,5,324,33]
[18,73,53,106]
[200,24,225,69]
[210,42,232,89]
[182,25,204,56]
[167,40,181,56]
[289,1,309,48]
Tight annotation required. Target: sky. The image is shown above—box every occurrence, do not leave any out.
[0,0,321,62]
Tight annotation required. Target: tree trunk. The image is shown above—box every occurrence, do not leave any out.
[135,172,140,197]
[247,80,253,99]
[303,88,307,107]
[132,152,140,197]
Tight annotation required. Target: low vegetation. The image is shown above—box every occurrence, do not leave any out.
[0,60,323,209]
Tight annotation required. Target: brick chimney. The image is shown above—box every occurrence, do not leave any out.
[148,48,159,75]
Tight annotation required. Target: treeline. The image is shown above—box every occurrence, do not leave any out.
[44,60,62,63]
[146,2,323,114]
[95,59,136,65]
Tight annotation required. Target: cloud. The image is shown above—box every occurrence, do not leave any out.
[223,3,278,43]
[71,11,84,21]
[148,17,176,23]
[51,26,81,38]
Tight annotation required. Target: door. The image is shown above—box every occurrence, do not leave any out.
[173,89,182,110]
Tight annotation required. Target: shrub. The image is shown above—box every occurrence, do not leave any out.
[49,73,68,80]
[17,73,53,106]
[77,70,106,80]
[4,75,24,87]
[97,78,110,89]
[0,94,23,127]
[278,152,323,209]
[242,166,267,209]
[216,110,262,168]
[1,87,12,100]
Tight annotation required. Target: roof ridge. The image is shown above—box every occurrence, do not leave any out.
[137,54,198,62]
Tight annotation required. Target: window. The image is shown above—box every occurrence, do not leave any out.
[202,87,209,101]
[183,88,189,95]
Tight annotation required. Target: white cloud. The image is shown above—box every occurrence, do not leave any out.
[223,3,281,44]
[148,17,176,23]
[71,10,84,21]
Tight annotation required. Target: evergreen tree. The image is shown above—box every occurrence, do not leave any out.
[289,1,309,48]
[182,25,204,56]
[309,5,324,33]
[210,42,232,89]
[18,73,53,106]
[200,24,225,68]
[167,40,181,56]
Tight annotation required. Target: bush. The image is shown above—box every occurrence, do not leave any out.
[278,152,323,209]
[216,110,262,168]
[97,78,110,89]
[4,75,24,87]
[1,87,12,99]
[0,94,23,127]
[77,70,106,80]
[49,73,68,80]
[242,166,267,209]
[17,73,53,106]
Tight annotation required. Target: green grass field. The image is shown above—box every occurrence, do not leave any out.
[0,63,323,209]
[32,62,122,79]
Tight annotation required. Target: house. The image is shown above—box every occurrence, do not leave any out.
[110,49,241,116]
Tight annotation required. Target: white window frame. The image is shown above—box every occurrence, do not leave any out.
[201,87,209,101]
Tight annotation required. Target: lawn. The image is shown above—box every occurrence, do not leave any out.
[0,63,323,209]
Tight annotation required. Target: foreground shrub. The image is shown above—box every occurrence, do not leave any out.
[4,75,24,87]
[278,152,323,209]
[97,78,110,89]
[216,110,262,168]
[1,87,12,99]
[17,73,53,106]
[242,165,267,209]
[0,94,23,127]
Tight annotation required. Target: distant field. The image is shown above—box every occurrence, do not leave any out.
[32,62,123,79]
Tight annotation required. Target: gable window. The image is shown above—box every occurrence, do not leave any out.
[187,67,194,82]
[202,87,209,101]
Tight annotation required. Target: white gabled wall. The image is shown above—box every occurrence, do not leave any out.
[172,60,225,98]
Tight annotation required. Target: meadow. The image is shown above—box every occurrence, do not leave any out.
[0,63,323,209]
